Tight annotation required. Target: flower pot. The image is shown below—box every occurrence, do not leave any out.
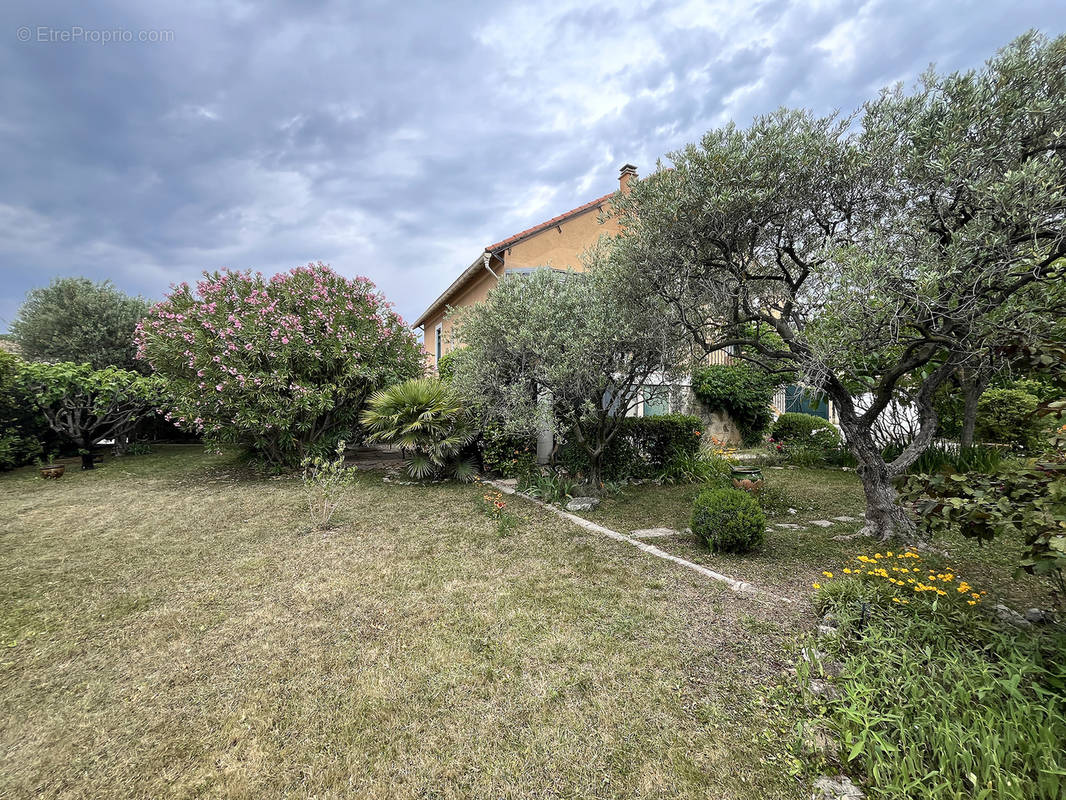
[39,464,65,479]
[731,466,763,494]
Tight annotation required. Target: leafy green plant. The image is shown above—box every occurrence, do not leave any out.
[882,442,1005,475]
[690,487,766,553]
[361,378,477,482]
[300,440,358,528]
[806,571,1066,800]
[479,423,537,480]
[558,414,704,481]
[656,447,733,486]
[770,413,841,449]
[19,361,166,470]
[0,350,51,470]
[976,387,1041,449]
[691,363,778,445]
[135,263,422,468]
[520,471,577,505]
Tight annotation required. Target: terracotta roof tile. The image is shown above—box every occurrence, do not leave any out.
[485,191,615,252]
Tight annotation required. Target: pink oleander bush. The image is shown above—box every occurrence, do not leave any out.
[135,262,421,467]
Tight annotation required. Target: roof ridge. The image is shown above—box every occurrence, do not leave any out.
[485,190,615,252]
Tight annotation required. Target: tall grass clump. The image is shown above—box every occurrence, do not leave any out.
[807,557,1066,800]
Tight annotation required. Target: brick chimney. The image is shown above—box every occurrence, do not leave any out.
[619,163,637,193]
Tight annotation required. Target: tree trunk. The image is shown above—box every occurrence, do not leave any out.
[831,389,919,542]
[80,450,95,470]
[959,378,986,448]
[584,449,604,496]
[855,454,916,541]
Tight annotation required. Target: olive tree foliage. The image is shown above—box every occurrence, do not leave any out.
[11,277,150,371]
[451,251,687,491]
[611,32,1066,540]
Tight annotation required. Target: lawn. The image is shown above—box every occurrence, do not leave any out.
[579,467,1058,609]
[1,446,807,800]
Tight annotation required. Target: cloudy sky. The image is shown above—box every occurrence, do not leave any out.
[1,0,1063,333]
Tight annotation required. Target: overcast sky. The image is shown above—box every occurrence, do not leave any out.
[1,0,1063,333]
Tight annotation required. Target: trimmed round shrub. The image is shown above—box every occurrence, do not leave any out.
[770,412,841,449]
[691,487,766,554]
[975,388,1040,449]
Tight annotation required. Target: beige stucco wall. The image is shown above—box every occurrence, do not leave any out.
[420,203,621,366]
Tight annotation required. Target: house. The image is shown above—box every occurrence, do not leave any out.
[413,164,837,443]
[413,164,638,369]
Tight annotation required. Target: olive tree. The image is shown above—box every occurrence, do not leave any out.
[612,32,1066,540]
[11,277,150,371]
[452,251,686,491]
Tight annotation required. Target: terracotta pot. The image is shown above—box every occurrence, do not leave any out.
[732,477,763,493]
[39,464,65,479]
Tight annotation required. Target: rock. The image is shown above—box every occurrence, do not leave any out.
[630,527,681,539]
[994,603,1032,628]
[808,679,841,701]
[788,507,798,515]
[812,775,865,799]
[565,497,600,512]
[817,624,838,639]
[775,523,805,530]
[495,478,518,488]
[1024,607,1056,625]
[832,515,858,522]
[821,612,839,628]
[810,520,835,528]
[801,722,840,760]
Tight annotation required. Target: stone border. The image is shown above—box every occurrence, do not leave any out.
[488,480,795,605]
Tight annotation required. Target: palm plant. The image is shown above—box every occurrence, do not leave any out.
[360,378,477,481]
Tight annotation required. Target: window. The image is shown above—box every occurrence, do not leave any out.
[435,324,442,362]
[642,386,671,417]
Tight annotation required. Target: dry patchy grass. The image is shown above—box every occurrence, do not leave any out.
[0,447,806,799]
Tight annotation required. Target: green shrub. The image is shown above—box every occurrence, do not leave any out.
[690,487,766,553]
[691,364,777,445]
[361,378,477,481]
[480,423,537,479]
[300,440,358,528]
[436,349,470,382]
[976,387,1040,449]
[770,412,841,449]
[558,413,704,481]
[810,574,1066,800]
[0,351,50,469]
[519,471,577,505]
[136,264,422,468]
[656,447,733,486]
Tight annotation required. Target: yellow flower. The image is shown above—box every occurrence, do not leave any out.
[967,600,976,606]
[812,583,821,589]
[823,571,833,578]
[843,568,852,574]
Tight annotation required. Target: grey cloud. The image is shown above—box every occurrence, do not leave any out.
[1,0,1063,330]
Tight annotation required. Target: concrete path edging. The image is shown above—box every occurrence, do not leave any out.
[488,480,795,605]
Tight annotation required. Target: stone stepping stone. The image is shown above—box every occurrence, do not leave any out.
[775,523,805,530]
[810,520,835,528]
[630,527,684,539]
[832,515,858,522]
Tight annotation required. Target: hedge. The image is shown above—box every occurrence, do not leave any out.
[558,413,704,480]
